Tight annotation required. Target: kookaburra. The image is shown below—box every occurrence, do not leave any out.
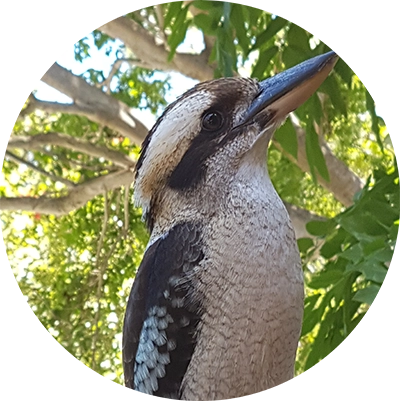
[123,51,338,400]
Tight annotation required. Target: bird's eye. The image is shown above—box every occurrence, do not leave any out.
[202,111,224,131]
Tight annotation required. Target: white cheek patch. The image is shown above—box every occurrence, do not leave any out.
[135,91,212,211]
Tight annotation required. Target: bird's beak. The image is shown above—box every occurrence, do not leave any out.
[242,51,339,124]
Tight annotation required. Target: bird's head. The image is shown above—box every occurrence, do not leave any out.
[134,52,338,229]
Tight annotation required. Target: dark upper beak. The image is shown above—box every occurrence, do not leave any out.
[242,51,339,124]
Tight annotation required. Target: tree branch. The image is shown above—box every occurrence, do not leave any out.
[101,58,151,93]
[40,63,149,144]
[0,171,320,241]
[99,16,214,82]
[8,132,135,168]
[19,94,77,122]
[42,150,120,173]
[0,169,134,216]
[5,150,76,189]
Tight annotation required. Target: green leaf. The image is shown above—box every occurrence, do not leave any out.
[320,228,349,259]
[252,16,287,50]
[361,262,388,284]
[164,1,183,28]
[282,45,306,68]
[369,246,395,264]
[335,59,353,87]
[304,293,321,310]
[307,91,324,125]
[340,243,363,263]
[167,8,190,61]
[306,219,334,236]
[341,275,361,322]
[214,26,237,77]
[92,31,114,50]
[191,0,223,11]
[389,222,399,242]
[364,199,399,227]
[362,237,386,255]
[320,74,347,118]
[193,14,218,35]
[308,269,344,289]
[305,119,330,182]
[209,41,217,64]
[286,24,311,54]
[352,284,380,305]
[366,89,384,151]
[318,43,332,55]
[274,119,298,159]
[230,4,250,55]
[347,260,387,284]
[301,310,320,337]
[338,212,389,238]
[301,294,327,336]
[304,310,337,370]
[74,38,90,62]
[297,237,314,253]
[251,45,278,79]
[245,5,263,27]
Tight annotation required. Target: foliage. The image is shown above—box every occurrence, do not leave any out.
[2,189,148,383]
[112,67,170,113]
[1,1,398,385]
[297,163,399,372]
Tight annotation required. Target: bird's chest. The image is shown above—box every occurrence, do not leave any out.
[181,179,304,399]
[202,176,302,299]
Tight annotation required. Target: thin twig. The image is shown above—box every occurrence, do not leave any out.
[154,4,168,46]
[91,189,109,370]
[13,146,118,174]
[5,150,76,189]
[155,4,165,31]
[102,59,124,94]
[91,228,125,370]
[124,184,130,235]
[101,58,151,94]
[95,190,109,265]
[114,188,122,217]
[8,132,135,168]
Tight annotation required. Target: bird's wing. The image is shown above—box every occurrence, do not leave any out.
[123,222,204,399]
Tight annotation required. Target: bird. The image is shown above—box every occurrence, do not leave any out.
[122,51,338,400]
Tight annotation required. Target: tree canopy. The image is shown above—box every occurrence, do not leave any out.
[1,1,398,385]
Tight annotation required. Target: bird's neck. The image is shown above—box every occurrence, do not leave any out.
[147,156,278,246]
